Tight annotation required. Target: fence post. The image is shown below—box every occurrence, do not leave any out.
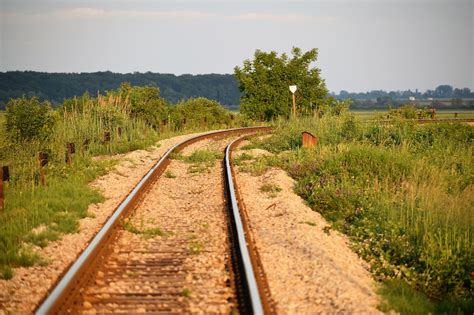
[66,143,75,166]
[104,131,111,143]
[0,167,4,210]
[38,152,48,186]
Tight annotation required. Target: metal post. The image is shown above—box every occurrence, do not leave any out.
[292,93,296,116]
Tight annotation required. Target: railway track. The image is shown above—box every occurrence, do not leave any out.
[35,127,274,314]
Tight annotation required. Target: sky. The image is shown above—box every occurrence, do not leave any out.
[0,0,473,92]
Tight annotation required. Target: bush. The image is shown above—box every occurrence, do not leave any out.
[387,105,431,119]
[172,97,230,129]
[118,83,170,129]
[5,96,56,143]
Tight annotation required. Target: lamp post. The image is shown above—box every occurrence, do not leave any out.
[289,85,297,116]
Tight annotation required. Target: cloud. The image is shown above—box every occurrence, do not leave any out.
[231,13,335,23]
[1,7,336,24]
[53,8,214,19]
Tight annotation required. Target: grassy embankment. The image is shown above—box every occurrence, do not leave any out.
[240,115,473,314]
[0,93,246,280]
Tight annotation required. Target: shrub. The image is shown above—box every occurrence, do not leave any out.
[5,96,57,143]
[387,105,431,119]
[172,97,230,129]
[114,83,170,129]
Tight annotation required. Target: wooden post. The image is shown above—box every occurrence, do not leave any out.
[454,112,458,118]
[302,132,317,148]
[292,93,296,116]
[83,139,90,151]
[38,152,48,186]
[66,143,75,166]
[104,131,111,143]
[0,167,4,210]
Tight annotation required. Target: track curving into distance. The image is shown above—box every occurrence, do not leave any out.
[36,127,273,314]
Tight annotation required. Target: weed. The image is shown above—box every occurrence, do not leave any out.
[260,183,282,198]
[233,152,254,166]
[322,226,331,235]
[181,288,191,297]
[189,240,204,255]
[182,149,223,173]
[124,222,164,239]
[0,265,13,280]
[126,271,139,278]
[184,149,223,164]
[164,170,177,178]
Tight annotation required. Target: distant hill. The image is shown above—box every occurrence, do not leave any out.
[0,71,241,110]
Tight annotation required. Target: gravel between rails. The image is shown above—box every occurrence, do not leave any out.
[234,145,381,314]
[0,131,219,314]
[74,136,238,313]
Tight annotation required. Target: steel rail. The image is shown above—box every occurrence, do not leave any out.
[224,135,276,315]
[36,126,270,315]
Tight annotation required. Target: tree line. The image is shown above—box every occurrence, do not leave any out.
[0,71,241,110]
[2,70,473,112]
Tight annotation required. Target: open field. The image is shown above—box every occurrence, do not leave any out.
[351,109,474,120]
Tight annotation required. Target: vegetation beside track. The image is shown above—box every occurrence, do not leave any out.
[0,87,252,279]
[242,114,473,313]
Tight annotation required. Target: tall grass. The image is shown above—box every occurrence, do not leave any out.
[249,115,473,312]
[0,91,257,280]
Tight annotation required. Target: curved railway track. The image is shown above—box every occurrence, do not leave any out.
[36,127,274,315]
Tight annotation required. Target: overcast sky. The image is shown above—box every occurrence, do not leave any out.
[1,0,472,92]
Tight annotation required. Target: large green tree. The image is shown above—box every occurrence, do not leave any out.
[234,47,328,120]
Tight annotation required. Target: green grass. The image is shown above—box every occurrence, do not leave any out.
[259,183,282,198]
[164,170,177,178]
[178,149,224,173]
[352,109,474,120]
[248,115,473,312]
[0,157,112,277]
[189,240,204,255]
[124,221,164,239]
[181,288,192,297]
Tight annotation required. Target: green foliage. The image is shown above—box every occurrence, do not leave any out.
[260,182,282,198]
[0,157,110,275]
[172,97,231,129]
[183,149,223,164]
[5,96,57,143]
[387,105,432,119]
[0,71,242,108]
[114,83,170,129]
[234,47,328,121]
[124,222,164,239]
[379,280,473,314]
[252,116,473,310]
[180,149,223,173]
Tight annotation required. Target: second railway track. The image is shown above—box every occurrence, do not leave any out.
[36,127,274,314]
